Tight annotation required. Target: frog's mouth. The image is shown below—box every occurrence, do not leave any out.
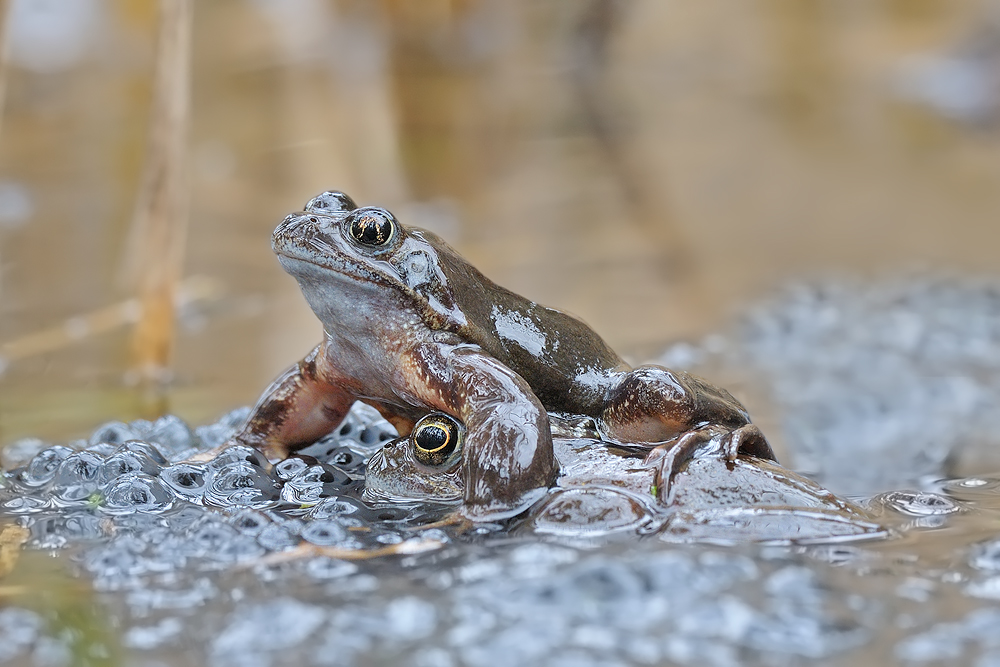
[272,249,337,279]
[274,251,345,278]
[364,446,463,503]
[274,251,402,296]
[271,212,356,273]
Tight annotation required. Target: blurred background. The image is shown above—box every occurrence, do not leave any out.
[2,0,1000,448]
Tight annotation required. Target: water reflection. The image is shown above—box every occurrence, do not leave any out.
[6,0,104,74]
[0,1,997,442]
[3,10,1000,663]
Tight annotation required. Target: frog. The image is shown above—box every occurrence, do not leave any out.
[364,412,883,542]
[231,190,774,520]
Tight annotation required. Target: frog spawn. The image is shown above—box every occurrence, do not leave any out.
[0,402,423,575]
[0,400,952,558]
[0,402,997,667]
[660,277,1000,495]
[0,406,1000,667]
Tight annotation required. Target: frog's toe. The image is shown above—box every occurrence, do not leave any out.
[721,424,777,464]
[647,427,721,503]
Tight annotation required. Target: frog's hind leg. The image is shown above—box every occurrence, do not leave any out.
[229,346,358,461]
[601,365,777,474]
[600,366,750,443]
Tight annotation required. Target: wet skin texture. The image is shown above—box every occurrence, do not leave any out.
[233,190,775,519]
[366,413,881,542]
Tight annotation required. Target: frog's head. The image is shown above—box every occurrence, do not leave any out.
[272,191,467,331]
[364,413,465,504]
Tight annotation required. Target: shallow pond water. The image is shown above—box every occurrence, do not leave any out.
[3,277,1000,666]
[0,413,999,667]
[3,3,1000,665]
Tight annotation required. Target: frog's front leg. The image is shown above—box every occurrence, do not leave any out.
[230,345,357,460]
[645,425,725,502]
[600,365,776,462]
[722,423,774,461]
[403,344,559,520]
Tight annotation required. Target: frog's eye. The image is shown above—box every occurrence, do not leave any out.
[346,207,396,248]
[412,413,464,467]
[305,191,357,214]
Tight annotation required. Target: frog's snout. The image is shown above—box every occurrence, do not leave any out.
[272,212,333,251]
[273,212,312,239]
[272,212,303,246]
[365,446,388,476]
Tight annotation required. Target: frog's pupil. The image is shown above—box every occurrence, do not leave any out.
[351,216,392,246]
[415,425,449,451]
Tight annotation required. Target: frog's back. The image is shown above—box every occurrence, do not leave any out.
[430,239,626,416]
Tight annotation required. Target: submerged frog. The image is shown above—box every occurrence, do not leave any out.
[233,191,774,519]
[366,413,884,542]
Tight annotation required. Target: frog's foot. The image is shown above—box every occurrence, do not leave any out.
[644,423,775,503]
[719,424,776,463]
[644,426,725,503]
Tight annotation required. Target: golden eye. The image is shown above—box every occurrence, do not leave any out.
[412,413,463,467]
[346,207,396,247]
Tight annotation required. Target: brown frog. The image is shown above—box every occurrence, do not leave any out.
[365,412,883,543]
[232,190,774,519]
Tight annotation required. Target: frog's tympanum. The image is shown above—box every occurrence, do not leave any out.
[233,191,774,519]
[366,412,884,542]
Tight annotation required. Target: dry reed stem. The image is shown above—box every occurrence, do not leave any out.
[571,0,689,274]
[247,538,445,567]
[127,0,192,385]
[0,524,28,578]
[0,0,11,143]
[0,276,222,367]
[0,0,11,304]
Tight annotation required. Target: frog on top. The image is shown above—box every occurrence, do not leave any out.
[229,191,773,519]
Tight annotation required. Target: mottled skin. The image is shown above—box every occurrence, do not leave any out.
[233,190,774,519]
[366,417,767,508]
[366,413,884,543]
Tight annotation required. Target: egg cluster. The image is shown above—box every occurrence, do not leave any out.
[0,403,452,568]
